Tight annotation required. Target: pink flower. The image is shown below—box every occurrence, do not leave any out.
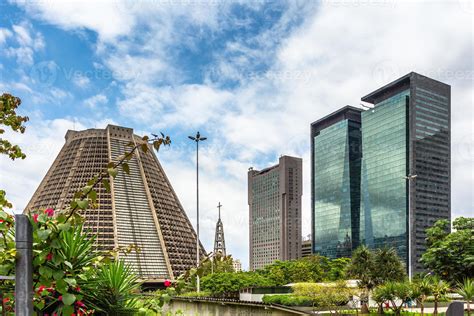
[76,300,85,307]
[75,286,81,292]
[44,208,54,217]
[46,253,53,261]
[58,295,62,301]
[164,279,171,287]
[0,219,4,223]
[33,214,39,223]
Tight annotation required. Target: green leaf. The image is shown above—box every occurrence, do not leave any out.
[76,199,88,210]
[53,270,64,280]
[35,300,45,310]
[37,214,47,223]
[64,278,77,287]
[58,222,71,232]
[82,185,92,194]
[107,167,118,178]
[39,266,52,278]
[62,304,74,315]
[102,179,110,192]
[87,176,97,186]
[62,293,76,306]
[88,189,97,202]
[122,162,130,174]
[56,214,66,223]
[56,278,68,294]
[37,229,51,240]
[64,261,73,269]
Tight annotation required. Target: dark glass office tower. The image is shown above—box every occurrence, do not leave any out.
[311,106,362,258]
[360,72,451,276]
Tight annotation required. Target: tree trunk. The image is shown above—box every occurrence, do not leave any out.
[434,300,438,316]
[361,303,369,314]
[377,303,383,315]
[420,302,424,316]
[467,301,470,316]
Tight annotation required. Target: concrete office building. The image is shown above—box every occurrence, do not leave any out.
[248,156,302,270]
[25,125,205,281]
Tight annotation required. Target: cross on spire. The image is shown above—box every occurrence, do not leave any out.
[217,202,222,220]
[213,201,226,257]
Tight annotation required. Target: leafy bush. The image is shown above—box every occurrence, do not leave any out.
[292,282,353,309]
[262,294,313,307]
[256,256,351,285]
[178,291,212,298]
[201,272,274,297]
[82,260,141,314]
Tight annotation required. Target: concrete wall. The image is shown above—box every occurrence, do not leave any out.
[163,299,305,316]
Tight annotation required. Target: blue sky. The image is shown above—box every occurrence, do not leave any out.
[1,0,473,270]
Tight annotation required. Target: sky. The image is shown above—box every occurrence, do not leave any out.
[0,0,472,270]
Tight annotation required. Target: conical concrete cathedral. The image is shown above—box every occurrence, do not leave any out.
[25,125,204,281]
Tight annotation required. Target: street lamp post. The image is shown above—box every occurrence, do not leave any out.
[188,131,207,292]
[403,174,417,281]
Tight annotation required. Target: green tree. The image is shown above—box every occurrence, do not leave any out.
[374,281,412,316]
[198,253,235,276]
[347,246,374,313]
[411,277,432,316]
[292,282,353,314]
[0,92,28,314]
[328,257,351,281]
[429,276,449,316]
[347,246,406,313]
[457,278,474,316]
[421,217,474,284]
[201,272,274,297]
[0,93,28,160]
[372,248,406,284]
[372,285,389,315]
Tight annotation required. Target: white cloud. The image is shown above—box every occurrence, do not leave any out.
[83,93,108,108]
[3,22,45,66]
[5,0,473,270]
[72,73,91,88]
[0,28,13,45]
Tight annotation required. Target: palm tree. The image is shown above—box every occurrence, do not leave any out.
[411,278,432,316]
[429,276,449,316]
[457,278,474,316]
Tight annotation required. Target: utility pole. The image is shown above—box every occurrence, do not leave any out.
[188,132,207,292]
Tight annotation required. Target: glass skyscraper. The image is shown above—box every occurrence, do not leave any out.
[361,72,451,275]
[311,106,362,258]
[311,72,451,275]
[360,90,410,263]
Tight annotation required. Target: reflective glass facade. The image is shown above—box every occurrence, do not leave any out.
[311,73,450,274]
[311,107,361,259]
[360,90,409,262]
